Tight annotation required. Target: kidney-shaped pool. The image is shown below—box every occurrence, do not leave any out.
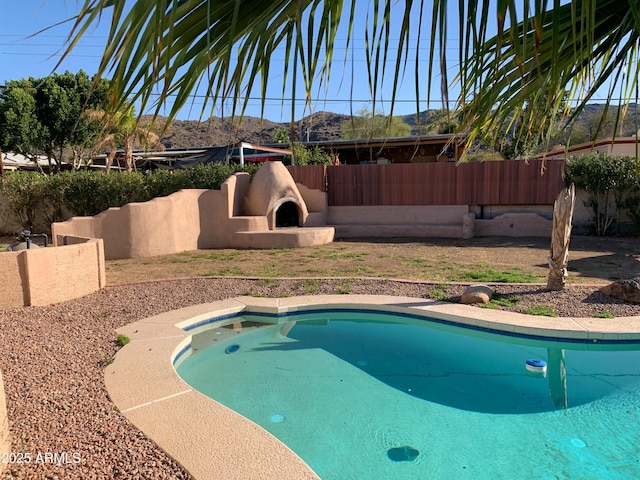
[175,308,640,480]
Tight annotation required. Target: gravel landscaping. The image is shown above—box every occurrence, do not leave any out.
[0,277,639,479]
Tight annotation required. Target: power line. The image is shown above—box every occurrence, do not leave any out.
[0,52,101,58]
[0,43,107,48]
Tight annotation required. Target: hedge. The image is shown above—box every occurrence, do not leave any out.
[0,163,259,231]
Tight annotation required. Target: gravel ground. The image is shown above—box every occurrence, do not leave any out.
[1,277,639,479]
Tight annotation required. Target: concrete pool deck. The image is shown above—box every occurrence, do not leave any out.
[105,295,640,480]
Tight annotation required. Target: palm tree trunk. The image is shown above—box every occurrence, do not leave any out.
[106,150,116,173]
[547,184,576,291]
[125,140,134,172]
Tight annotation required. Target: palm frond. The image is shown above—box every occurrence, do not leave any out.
[61,1,431,126]
[59,0,640,152]
[457,0,640,152]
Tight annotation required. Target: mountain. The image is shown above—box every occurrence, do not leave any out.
[148,104,640,149]
[148,111,352,148]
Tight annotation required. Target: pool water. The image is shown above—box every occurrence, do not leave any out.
[176,311,640,479]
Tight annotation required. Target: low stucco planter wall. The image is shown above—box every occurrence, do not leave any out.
[0,236,106,309]
[328,205,475,239]
[474,213,553,237]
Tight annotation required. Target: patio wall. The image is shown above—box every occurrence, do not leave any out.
[52,170,333,260]
[47,165,597,259]
[287,161,636,235]
[328,205,476,239]
[51,189,224,259]
[0,236,105,309]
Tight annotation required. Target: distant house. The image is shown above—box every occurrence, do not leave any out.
[1,152,50,171]
[89,146,228,170]
[301,134,466,165]
[538,136,640,160]
[228,143,292,165]
[91,142,293,170]
[85,134,465,171]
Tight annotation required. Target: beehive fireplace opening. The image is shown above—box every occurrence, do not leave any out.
[275,201,301,228]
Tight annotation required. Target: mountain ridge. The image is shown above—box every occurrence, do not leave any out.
[149,104,638,149]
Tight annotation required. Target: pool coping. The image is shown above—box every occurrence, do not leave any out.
[105,295,640,480]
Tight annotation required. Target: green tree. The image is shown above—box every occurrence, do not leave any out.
[480,90,572,159]
[36,75,74,168]
[0,72,109,171]
[273,128,290,144]
[0,80,44,171]
[422,109,459,135]
[341,107,412,140]
[289,142,333,166]
[87,102,162,172]
[54,72,111,169]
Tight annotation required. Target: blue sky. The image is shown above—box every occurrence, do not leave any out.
[1,2,470,122]
[1,3,108,85]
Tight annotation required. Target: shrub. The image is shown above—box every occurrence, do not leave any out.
[0,163,262,231]
[143,163,258,197]
[565,153,640,235]
[623,194,640,233]
[63,171,110,216]
[0,170,47,228]
[188,163,259,188]
[107,171,148,207]
[64,171,147,216]
[143,169,192,198]
[289,143,333,166]
[42,172,71,225]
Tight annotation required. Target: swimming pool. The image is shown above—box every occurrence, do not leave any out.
[176,309,640,480]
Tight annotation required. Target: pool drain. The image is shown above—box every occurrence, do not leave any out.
[571,438,586,448]
[270,414,285,423]
[387,446,419,462]
[225,344,240,354]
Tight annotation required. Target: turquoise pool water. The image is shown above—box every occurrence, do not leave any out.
[176,310,640,479]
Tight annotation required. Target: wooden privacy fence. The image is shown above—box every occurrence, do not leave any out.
[288,159,566,206]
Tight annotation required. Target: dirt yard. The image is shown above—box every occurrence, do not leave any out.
[2,233,638,285]
[101,235,640,285]
[2,233,639,318]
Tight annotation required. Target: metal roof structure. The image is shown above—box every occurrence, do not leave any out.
[1,134,466,172]
[1,152,50,171]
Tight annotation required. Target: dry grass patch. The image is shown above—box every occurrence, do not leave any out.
[103,236,640,285]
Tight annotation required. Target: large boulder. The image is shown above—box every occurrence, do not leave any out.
[599,278,640,304]
[461,284,493,304]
